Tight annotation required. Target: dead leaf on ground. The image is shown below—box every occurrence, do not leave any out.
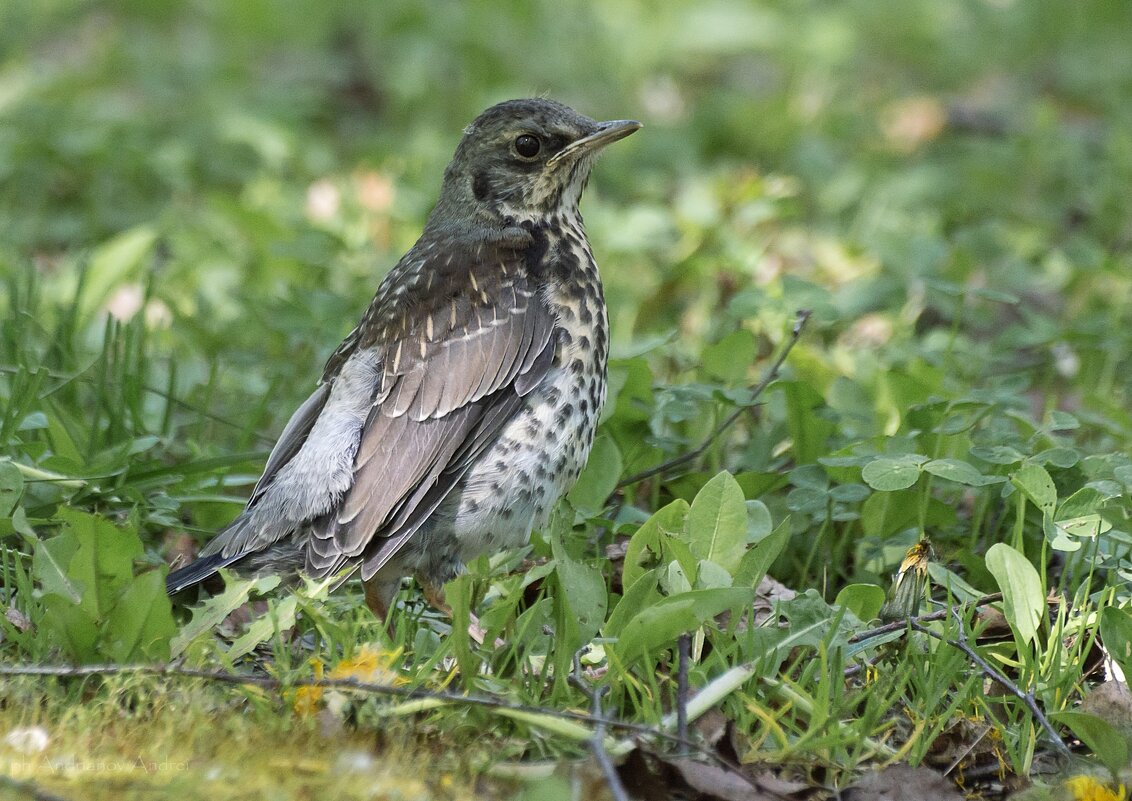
[844,763,964,801]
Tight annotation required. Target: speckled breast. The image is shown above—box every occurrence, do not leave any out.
[411,215,609,577]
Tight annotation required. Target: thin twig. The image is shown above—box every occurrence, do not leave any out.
[910,616,1071,758]
[569,653,630,801]
[847,592,1004,645]
[0,661,691,753]
[617,309,811,489]
[676,633,690,756]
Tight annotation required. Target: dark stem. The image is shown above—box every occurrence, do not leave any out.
[910,615,1071,758]
[617,310,811,489]
[569,653,630,801]
[676,633,691,756]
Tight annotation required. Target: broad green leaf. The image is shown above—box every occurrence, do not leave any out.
[60,509,143,621]
[702,329,757,384]
[660,559,692,595]
[1010,464,1057,515]
[0,461,22,517]
[1054,514,1109,541]
[1100,605,1132,681]
[836,584,885,622]
[1056,487,1105,519]
[613,587,754,661]
[104,571,176,661]
[171,574,282,657]
[623,499,688,590]
[1043,517,1082,552]
[604,570,661,638]
[926,564,984,602]
[551,531,607,647]
[567,433,622,517]
[41,595,99,662]
[685,471,747,575]
[734,517,790,588]
[695,559,732,589]
[1032,447,1080,468]
[746,500,772,540]
[923,459,1003,486]
[985,543,1045,647]
[32,534,82,604]
[970,445,1025,465]
[862,455,927,491]
[1050,711,1129,776]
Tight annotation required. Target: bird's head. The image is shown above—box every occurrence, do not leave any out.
[428,98,640,230]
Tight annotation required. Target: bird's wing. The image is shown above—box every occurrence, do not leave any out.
[303,230,557,579]
[247,382,332,507]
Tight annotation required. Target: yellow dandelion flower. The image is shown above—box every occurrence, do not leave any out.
[292,647,403,716]
[292,657,325,716]
[1064,775,1127,801]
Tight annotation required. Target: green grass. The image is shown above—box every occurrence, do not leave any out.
[3,1,1132,799]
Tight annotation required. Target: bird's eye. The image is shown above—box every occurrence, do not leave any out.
[514,134,541,158]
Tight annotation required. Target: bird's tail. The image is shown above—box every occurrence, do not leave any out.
[165,551,241,595]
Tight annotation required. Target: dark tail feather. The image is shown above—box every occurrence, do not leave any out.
[166,552,240,595]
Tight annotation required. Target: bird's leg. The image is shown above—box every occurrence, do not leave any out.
[363,575,401,638]
[418,576,491,646]
[419,578,452,617]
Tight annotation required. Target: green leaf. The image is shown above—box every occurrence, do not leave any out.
[685,471,747,575]
[604,570,661,638]
[567,433,622,517]
[835,584,885,622]
[613,587,754,661]
[702,329,757,384]
[862,455,927,491]
[1050,711,1129,776]
[923,459,1003,486]
[170,574,282,657]
[734,517,790,588]
[970,445,1025,465]
[59,508,143,621]
[103,571,176,661]
[623,499,688,590]
[660,559,692,595]
[0,461,23,517]
[746,500,772,540]
[551,530,608,647]
[1009,464,1057,516]
[41,595,99,662]
[32,534,82,604]
[227,595,298,661]
[926,563,985,603]
[695,559,732,589]
[985,543,1045,647]
[1056,487,1105,519]
[1100,605,1132,681]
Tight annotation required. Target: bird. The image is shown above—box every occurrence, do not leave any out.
[166,98,641,622]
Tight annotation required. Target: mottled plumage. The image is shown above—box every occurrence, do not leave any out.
[166,98,640,618]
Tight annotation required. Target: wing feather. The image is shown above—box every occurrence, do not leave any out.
[303,230,557,577]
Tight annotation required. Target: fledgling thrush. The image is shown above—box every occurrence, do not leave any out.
[166,98,640,620]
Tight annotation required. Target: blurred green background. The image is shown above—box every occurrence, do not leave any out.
[2,0,1132,566]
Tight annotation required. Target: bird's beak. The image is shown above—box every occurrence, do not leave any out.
[547,119,642,168]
